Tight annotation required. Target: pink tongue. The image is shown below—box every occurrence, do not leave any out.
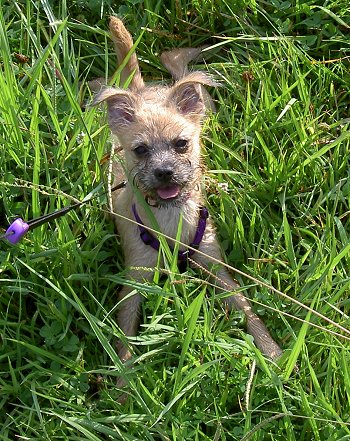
[157,185,180,199]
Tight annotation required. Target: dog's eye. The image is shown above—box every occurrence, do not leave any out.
[174,139,188,152]
[133,144,148,156]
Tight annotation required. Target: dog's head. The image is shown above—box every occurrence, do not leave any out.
[94,72,215,207]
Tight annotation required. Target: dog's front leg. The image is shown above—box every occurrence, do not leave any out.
[114,232,159,360]
[210,265,282,359]
[115,269,151,396]
[116,264,154,362]
[193,223,282,359]
[114,250,156,395]
[116,285,143,363]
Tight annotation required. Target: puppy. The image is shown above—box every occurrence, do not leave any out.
[93,17,282,365]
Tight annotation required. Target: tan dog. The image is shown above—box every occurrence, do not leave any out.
[93,17,282,365]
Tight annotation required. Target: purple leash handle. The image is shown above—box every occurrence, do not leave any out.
[5,218,30,244]
[1,180,128,245]
[2,203,82,245]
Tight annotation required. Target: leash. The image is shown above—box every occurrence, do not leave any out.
[0,181,126,245]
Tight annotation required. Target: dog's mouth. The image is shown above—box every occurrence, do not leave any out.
[156,184,181,200]
[144,184,189,207]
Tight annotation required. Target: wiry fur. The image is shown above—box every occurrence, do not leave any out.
[94,17,282,372]
[108,15,144,90]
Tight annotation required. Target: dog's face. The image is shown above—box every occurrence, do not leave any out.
[122,107,201,206]
[94,73,213,206]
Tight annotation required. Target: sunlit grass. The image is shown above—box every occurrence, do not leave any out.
[0,0,350,440]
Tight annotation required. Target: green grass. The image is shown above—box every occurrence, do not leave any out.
[1,0,350,439]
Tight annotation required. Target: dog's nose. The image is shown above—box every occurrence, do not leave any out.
[154,167,174,182]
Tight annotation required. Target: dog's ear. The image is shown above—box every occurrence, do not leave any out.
[168,72,216,119]
[92,87,136,130]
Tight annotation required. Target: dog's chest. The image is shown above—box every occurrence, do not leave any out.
[113,189,199,247]
[154,205,198,245]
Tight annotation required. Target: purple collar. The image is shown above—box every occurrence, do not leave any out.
[132,204,208,262]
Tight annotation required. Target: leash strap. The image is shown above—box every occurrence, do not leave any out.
[1,181,127,244]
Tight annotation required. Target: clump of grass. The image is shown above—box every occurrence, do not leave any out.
[1,1,350,440]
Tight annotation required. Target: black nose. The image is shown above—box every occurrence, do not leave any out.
[154,167,174,182]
